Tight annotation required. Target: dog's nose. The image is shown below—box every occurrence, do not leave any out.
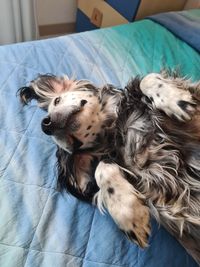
[41,116,54,135]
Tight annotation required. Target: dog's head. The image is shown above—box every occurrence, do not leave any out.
[18,74,122,200]
[19,74,121,153]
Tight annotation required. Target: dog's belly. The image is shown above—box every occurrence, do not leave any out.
[117,110,200,264]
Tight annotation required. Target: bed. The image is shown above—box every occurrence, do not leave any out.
[0,9,200,267]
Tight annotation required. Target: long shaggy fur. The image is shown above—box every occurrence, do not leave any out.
[117,78,200,262]
[18,71,200,264]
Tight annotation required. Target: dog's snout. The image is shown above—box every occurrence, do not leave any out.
[41,116,54,135]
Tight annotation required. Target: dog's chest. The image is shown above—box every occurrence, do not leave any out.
[116,108,154,167]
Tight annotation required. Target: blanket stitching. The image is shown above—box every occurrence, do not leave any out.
[0,242,129,267]
[55,39,73,73]
[0,43,70,94]
[81,208,96,266]
[1,178,57,191]
[81,210,130,267]
[1,109,38,178]
[22,180,56,267]
[0,49,94,81]
[0,46,35,92]
[121,41,134,86]
[86,31,108,84]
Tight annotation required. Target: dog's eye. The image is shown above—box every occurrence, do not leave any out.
[54,97,61,106]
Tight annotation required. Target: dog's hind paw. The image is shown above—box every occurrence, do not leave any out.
[95,161,151,248]
[115,198,151,248]
[118,206,151,248]
[175,100,196,121]
[140,73,197,121]
[122,223,150,248]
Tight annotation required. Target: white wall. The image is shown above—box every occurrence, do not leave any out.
[37,0,77,25]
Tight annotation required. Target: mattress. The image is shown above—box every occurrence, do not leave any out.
[0,10,200,267]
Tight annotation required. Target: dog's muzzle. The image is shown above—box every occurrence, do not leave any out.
[41,114,83,153]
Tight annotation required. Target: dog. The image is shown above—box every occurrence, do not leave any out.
[18,71,200,264]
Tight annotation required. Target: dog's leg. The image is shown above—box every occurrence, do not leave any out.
[140,73,198,121]
[56,148,99,201]
[94,161,150,248]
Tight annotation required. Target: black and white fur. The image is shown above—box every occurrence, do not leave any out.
[19,71,200,264]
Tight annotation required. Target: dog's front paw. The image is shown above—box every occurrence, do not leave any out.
[114,196,151,248]
[95,162,151,248]
[140,73,196,121]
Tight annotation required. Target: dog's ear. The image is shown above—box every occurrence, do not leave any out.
[18,74,61,109]
[18,85,41,105]
[56,147,99,202]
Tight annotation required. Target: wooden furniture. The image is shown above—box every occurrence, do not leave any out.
[76,0,186,32]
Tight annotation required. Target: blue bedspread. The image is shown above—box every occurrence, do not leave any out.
[0,10,200,267]
[149,9,200,52]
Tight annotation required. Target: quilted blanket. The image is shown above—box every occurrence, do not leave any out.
[0,11,200,267]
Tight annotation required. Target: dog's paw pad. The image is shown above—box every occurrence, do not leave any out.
[176,100,196,120]
[122,221,151,248]
[140,73,197,122]
[112,196,151,248]
[157,93,196,122]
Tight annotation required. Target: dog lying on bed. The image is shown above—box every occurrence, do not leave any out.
[19,71,200,264]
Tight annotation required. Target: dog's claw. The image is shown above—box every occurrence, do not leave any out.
[176,100,196,121]
[122,221,150,248]
[117,207,151,248]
